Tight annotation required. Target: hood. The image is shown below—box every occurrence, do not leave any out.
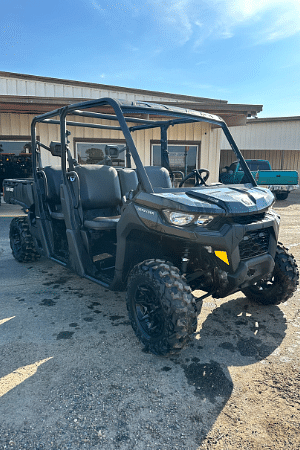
[137,185,274,215]
[186,185,274,215]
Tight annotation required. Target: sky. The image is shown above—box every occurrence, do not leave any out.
[1,0,300,118]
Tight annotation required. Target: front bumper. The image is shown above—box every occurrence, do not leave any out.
[227,253,275,293]
[264,184,299,192]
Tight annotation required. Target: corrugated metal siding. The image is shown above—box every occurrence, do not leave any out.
[221,120,300,151]
[0,113,221,181]
[0,75,178,103]
[0,74,225,181]
[220,149,300,172]
[219,119,300,172]
[0,113,33,136]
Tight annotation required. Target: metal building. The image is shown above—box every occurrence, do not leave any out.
[220,116,300,172]
[0,72,262,182]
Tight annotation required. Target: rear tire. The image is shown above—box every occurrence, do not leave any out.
[10,217,41,262]
[126,259,198,355]
[275,191,289,201]
[242,243,299,305]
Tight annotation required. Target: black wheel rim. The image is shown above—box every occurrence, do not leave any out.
[248,272,278,294]
[134,284,164,338]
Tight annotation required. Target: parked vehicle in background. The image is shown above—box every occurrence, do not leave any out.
[220,159,299,200]
[3,98,299,355]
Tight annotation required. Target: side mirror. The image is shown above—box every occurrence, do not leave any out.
[50,141,62,157]
[105,145,120,158]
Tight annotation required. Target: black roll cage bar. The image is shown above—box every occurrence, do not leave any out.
[31,97,257,192]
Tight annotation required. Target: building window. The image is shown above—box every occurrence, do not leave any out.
[0,139,32,185]
[75,140,127,166]
[151,142,200,177]
[0,140,31,155]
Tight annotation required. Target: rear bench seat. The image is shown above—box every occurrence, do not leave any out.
[42,165,64,220]
[74,164,122,230]
[41,164,172,229]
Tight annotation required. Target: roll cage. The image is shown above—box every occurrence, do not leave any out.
[31,97,257,188]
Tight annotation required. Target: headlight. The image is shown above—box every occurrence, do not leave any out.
[163,210,214,227]
[163,210,196,226]
[197,215,214,226]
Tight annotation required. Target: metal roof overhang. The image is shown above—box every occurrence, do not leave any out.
[0,95,262,127]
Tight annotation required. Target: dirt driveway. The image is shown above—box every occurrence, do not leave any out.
[0,192,299,449]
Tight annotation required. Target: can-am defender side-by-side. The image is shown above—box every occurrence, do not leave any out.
[4,98,299,355]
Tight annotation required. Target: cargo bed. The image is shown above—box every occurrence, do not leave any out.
[3,178,34,209]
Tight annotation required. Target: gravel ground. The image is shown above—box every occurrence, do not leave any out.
[0,192,299,450]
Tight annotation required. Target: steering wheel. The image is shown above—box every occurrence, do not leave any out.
[179,169,210,187]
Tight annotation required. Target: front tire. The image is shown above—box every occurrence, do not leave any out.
[10,216,41,262]
[242,243,299,305]
[126,259,198,355]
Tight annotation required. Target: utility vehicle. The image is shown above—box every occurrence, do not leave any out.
[4,98,299,355]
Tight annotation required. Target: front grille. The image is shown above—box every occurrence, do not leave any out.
[232,213,265,225]
[239,228,270,260]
